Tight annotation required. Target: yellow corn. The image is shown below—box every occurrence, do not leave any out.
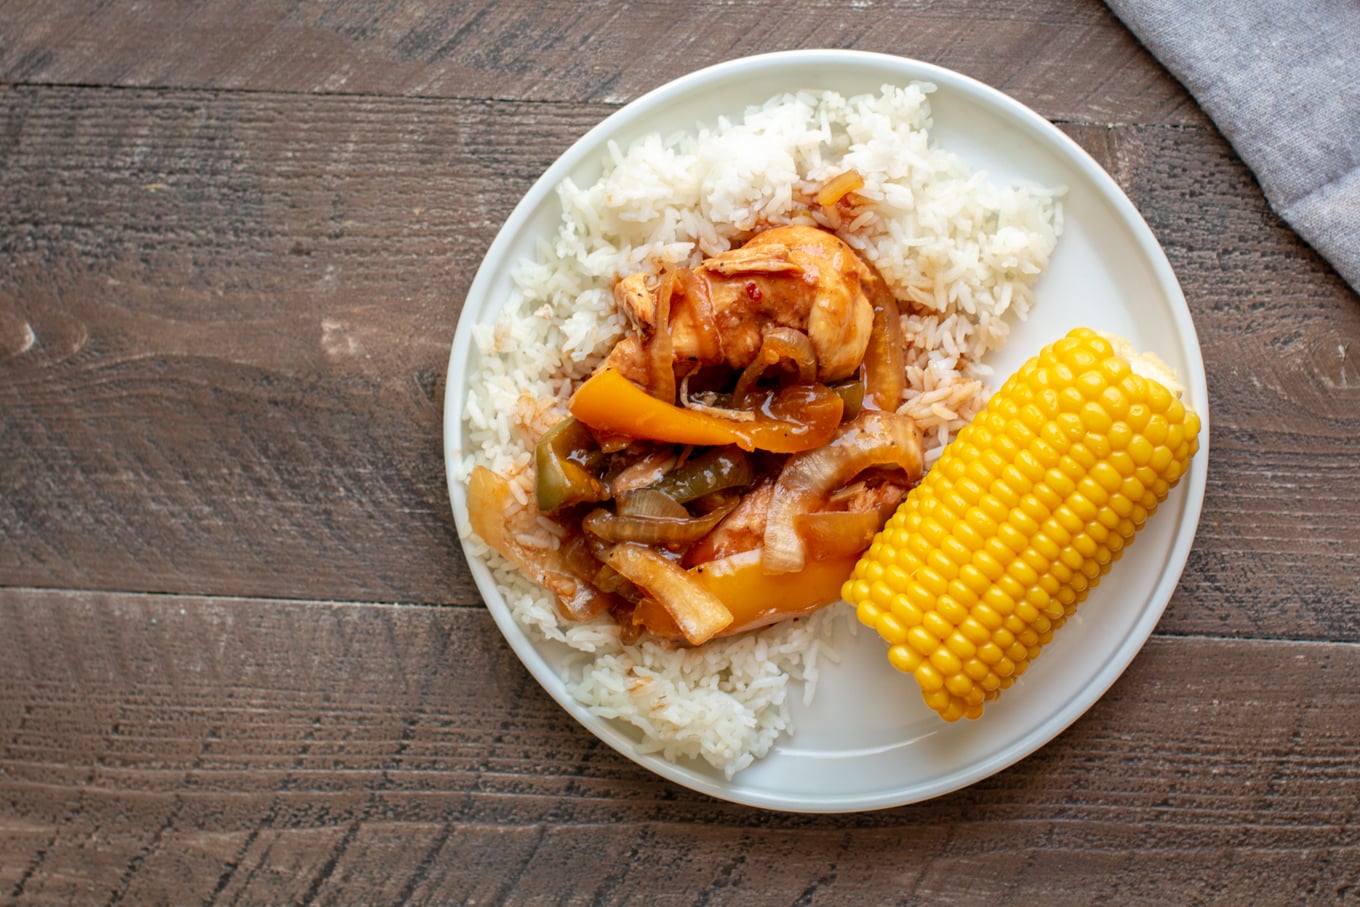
[842,328,1201,721]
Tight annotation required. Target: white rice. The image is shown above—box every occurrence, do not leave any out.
[455,83,1063,778]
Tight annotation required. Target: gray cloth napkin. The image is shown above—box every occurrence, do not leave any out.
[1104,0,1360,294]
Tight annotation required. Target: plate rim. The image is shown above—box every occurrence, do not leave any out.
[443,48,1209,813]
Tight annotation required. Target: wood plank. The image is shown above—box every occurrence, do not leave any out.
[0,85,600,605]
[1,589,1357,903]
[1063,124,1360,642]
[0,0,1201,125]
[3,87,1357,637]
[3,2,1354,903]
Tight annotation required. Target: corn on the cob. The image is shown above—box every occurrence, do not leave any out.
[842,328,1201,721]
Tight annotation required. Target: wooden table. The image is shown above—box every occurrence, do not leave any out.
[3,2,1358,903]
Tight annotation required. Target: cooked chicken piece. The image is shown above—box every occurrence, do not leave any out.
[691,224,880,382]
[605,271,678,395]
[614,271,659,331]
[606,224,888,389]
[682,480,774,565]
[600,332,650,387]
[827,479,908,516]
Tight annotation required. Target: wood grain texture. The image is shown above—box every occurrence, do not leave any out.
[0,0,1202,126]
[0,85,589,604]
[2,0,1359,902]
[2,87,1357,637]
[1060,124,1360,643]
[2,590,1358,904]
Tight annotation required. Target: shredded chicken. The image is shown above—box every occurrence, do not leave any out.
[606,224,888,389]
[683,480,775,565]
[470,223,926,645]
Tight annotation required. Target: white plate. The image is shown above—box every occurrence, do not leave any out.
[444,50,1208,812]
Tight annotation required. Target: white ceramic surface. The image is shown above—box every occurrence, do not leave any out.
[444,50,1209,813]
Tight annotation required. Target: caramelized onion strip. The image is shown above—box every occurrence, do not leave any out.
[467,466,612,621]
[761,411,924,574]
[606,542,733,645]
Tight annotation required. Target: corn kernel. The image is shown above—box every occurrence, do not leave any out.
[952,674,981,701]
[888,644,920,673]
[845,328,1200,721]
[921,611,955,642]
[946,631,977,660]
[876,613,908,644]
[959,617,991,645]
[915,662,945,692]
[929,647,963,676]
[973,604,1004,631]
[906,625,939,657]
[936,596,969,626]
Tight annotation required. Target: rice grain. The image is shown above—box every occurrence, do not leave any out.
[456,83,1063,778]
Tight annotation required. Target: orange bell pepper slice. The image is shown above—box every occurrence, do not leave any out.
[632,548,858,642]
[568,368,842,454]
[607,542,733,646]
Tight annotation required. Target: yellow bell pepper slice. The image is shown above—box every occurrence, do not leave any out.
[568,368,842,454]
[632,548,858,641]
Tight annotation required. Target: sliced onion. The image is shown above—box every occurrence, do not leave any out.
[634,545,859,641]
[816,169,866,207]
[467,466,612,621]
[616,487,689,519]
[583,499,737,549]
[682,479,773,567]
[794,491,902,560]
[606,542,733,645]
[591,561,643,604]
[862,289,905,411]
[761,410,924,574]
[731,326,817,406]
[645,270,677,403]
[608,448,679,497]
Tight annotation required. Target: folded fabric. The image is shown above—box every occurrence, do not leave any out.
[1104,0,1360,294]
